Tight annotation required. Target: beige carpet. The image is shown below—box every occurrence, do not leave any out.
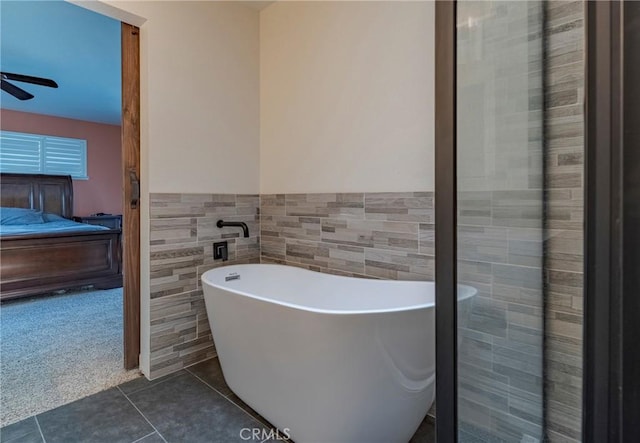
[0,288,141,426]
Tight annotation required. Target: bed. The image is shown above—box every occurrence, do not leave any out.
[0,173,122,302]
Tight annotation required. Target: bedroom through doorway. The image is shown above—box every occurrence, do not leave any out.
[0,0,141,427]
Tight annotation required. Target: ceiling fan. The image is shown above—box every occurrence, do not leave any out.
[1,71,58,101]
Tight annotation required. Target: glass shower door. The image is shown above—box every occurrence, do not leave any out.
[455,1,545,441]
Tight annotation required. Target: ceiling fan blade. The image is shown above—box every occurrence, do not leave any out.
[1,79,34,100]
[1,72,58,88]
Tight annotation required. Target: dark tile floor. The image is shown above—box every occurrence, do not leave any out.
[0,357,435,443]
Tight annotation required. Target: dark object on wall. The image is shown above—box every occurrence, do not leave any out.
[129,169,140,209]
[214,241,228,261]
[216,219,249,238]
[0,173,122,301]
[1,71,58,101]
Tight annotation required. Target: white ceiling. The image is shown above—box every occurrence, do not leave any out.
[0,0,122,125]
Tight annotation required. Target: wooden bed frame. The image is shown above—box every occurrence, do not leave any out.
[0,173,122,302]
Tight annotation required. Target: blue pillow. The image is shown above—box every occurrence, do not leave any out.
[0,207,46,225]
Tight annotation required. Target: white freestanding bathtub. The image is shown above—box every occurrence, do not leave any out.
[201,264,476,443]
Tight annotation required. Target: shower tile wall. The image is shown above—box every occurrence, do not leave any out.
[544,1,584,441]
[148,193,260,379]
[456,193,545,440]
[260,193,435,281]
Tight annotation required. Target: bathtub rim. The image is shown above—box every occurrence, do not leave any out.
[201,263,477,316]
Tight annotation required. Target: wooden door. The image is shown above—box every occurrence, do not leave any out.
[121,22,141,370]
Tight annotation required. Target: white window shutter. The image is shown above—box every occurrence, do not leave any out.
[0,131,43,174]
[43,136,88,179]
[0,131,88,179]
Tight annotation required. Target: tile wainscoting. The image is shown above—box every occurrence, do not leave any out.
[148,191,433,379]
[260,192,435,281]
[148,193,260,379]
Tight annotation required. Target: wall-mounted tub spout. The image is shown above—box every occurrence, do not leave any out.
[216,220,249,238]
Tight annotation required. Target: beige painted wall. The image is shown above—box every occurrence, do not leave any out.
[107,1,260,195]
[259,1,435,194]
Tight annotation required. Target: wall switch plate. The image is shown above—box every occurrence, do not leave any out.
[213,241,228,261]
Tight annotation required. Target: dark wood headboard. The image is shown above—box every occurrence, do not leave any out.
[0,173,73,218]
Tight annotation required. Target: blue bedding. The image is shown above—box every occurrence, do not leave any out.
[0,207,109,236]
[0,219,109,236]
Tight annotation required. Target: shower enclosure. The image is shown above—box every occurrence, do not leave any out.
[435,1,587,441]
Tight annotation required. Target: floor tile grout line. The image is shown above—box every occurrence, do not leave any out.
[116,386,168,443]
[123,371,183,397]
[186,370,268,430]
[34,416,46,443]
[184,368,231,399]
[130,431,157,443]
[222,394,269,427]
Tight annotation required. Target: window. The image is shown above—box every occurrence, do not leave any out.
[0,130,88,179]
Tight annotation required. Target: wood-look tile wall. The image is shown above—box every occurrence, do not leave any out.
[544,2,584,441]
[148,193,260,378]
[148,191,433,379]
[260,192,435,281]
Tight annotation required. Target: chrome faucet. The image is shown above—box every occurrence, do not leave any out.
[216,220,249,238]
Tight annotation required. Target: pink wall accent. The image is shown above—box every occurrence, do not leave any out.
[1,109,122,217]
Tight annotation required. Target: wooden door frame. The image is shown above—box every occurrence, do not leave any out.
[121,22,141,370]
